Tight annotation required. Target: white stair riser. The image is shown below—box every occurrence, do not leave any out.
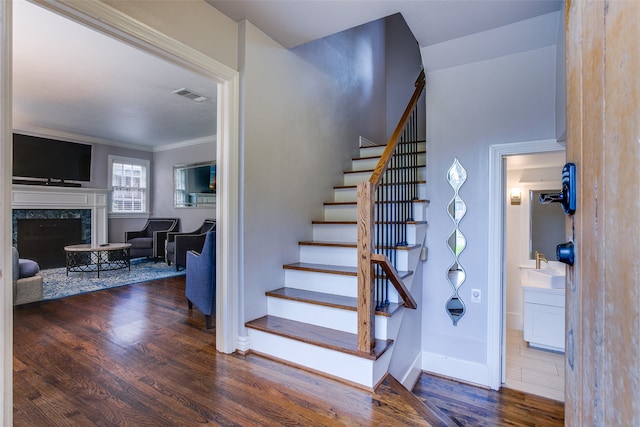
[247,329,389,388]
[283,269,413,305]
[343,168,426,186]
[351,157,426,172]
[299,245,356,267]
[284,268,415,305]
[333,183,427,202]
[267,297,394,339]
[299,245,414,271]
[313,222,424,245]
[324,202,428,222]
[285,269,357,297]
[312,222,357,242]
[359,142,425,158]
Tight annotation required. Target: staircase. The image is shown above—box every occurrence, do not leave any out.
[245,141,428,389]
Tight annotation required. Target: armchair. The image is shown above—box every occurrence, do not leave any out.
[165,219,216,270]
[186,231,216,329]
[12,247,43,305]
[125,218,180,261]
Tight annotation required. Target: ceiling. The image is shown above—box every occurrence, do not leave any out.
[12,0,561,150]
[13,0,218,151]
[207,0,561,49]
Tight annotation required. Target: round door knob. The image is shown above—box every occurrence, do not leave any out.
[557,242,575,266]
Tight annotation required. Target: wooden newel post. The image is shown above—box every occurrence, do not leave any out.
[356,181,376,353]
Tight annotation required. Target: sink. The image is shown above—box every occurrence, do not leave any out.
[527,268,566,289]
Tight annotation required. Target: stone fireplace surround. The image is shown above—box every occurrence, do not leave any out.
[12,185,109,246]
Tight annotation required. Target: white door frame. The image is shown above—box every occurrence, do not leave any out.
[1,1,240,422]
[486,139,566,389]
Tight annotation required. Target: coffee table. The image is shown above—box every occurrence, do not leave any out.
[64,243,132,278]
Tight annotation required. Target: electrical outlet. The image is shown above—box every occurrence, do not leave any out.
[471,288,481,303]
[420,247,428,261]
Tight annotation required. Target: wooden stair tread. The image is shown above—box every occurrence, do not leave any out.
[312,220,428,225]
[344,165,424,175]
[324,199,429,206]
[266,287,403,317]
[334,181,426,190]
[245,315,393,360]
[283,262,412,279]
[298,241,421,251]
[359,139,425,149]
[353,150,426,161]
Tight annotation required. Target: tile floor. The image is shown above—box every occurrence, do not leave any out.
[504,328,565,402]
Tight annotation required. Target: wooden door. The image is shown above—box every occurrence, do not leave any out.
[565,0,639,424]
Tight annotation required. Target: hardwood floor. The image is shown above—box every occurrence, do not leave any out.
[412,374,564,427]
[13,276,564,426]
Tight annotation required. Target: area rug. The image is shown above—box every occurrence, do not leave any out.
[40,258,185,301]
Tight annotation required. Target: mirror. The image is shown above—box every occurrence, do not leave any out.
[174,162,216,208]
[530,189,565,259]
[446,158,467,326]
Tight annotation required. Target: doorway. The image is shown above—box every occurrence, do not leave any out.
[502,151,566,401]
[485,139,566,392]
[1,1,240,421]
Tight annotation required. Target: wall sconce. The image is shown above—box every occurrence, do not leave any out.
[510,188,522,205]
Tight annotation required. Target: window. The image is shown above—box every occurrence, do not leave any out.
[108,156,150,214]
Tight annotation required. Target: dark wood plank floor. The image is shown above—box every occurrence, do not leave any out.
[412,373,565,427]
[13,276,564,426]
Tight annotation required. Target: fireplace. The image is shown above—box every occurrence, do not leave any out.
[12,185,109,247]
[17,218,85,269]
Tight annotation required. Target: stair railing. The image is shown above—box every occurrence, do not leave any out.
[356,70,425,353]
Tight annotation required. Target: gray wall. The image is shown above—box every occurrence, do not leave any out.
[152,141,216,232]
[240,18,387,326]
[385,13,425,142]
[421,44,557,369]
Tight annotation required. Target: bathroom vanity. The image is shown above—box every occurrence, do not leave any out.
[520,263,566,352]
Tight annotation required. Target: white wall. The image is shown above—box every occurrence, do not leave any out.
[420,42,557,383]
[102,0,238,70]
[239,20,388,325]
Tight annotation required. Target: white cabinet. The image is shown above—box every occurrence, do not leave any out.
[523,285,565,352]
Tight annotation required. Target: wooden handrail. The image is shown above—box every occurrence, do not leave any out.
[372,253,417,309]
[356,69,425,353]
[369,69,425,187]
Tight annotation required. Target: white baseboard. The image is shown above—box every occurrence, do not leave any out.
[507,312,523,331]
[236,334,251,353]
[421,351,491,388]
[359,136,377,147]
[399,353,423,390]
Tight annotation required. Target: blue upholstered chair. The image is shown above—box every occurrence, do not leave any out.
[125,218,180,261]
[12,247,43,305]
[165,219,215,271]
[185,231,216,329]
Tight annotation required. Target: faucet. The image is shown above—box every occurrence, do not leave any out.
[535,251,548,269]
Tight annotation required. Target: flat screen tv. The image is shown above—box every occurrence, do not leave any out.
[13,133,92,183]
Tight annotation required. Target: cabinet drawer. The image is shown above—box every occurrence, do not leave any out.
[523,288,564,307]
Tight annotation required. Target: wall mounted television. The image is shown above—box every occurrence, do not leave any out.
[12,133,92,184]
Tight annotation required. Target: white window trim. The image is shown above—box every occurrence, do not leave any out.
[108,155,151,217]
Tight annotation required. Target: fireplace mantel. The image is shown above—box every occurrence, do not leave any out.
[12,185,109,244]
